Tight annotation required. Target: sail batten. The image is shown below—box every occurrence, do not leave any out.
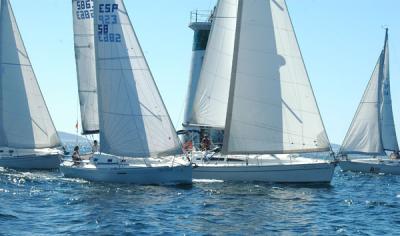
[222,0,330,155]
[93,0,182,157]
[341,29,398,155]
[72,0,99,134]
[0,0,60,149]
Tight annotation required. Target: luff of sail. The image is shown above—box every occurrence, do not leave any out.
[0,0,60,149]
[188,0,238,128]
[341,29,398,155]
[222,0,330,155]
[93,0,182,157]
[72,0,99,134]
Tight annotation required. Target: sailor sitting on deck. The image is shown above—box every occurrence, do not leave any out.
[72,146,81,165]
[92,140,99,153]
[390,152,400,160]
[201,135,211,151]
[182,140,193,153]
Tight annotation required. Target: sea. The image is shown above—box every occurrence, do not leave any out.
[1,152,400,235]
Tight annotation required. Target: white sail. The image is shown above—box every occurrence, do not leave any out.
[222,0,330,154]
[188,0,238,128]
[341,30,398,155]
[0,0,60,149]
[72,0,99,134]
[93,0,182,157]
[380,31,398,152]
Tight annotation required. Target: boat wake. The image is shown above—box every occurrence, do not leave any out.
[193,179,224,183]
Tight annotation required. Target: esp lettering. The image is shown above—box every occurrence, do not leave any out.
[99,3,118,13]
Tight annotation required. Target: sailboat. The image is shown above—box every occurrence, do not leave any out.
[188,0,336,183]
[60,0,192,184]
[0,0,62,169]
[339,29,400,175]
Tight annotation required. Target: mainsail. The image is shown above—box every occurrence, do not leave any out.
[0,0,60,149]
[93,0,182,157]
[341,29,398,155]
[72,0,99,134]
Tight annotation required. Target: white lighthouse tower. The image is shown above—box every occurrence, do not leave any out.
[181,10,223,149]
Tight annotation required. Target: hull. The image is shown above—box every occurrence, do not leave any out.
[340,159,400,175]
[60,163,192,185]
[0,154,61,170]
[193,162,336,183]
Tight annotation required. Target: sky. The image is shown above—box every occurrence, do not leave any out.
[8,0,400,144]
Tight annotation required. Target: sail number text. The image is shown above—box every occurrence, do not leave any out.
[97,4,121,43]
[76,0,94,20]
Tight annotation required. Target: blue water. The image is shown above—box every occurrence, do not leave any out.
[1,167,400,235]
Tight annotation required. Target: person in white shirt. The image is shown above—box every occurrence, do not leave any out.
[92,140,99,153]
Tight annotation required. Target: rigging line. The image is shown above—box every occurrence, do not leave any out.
[74,45,92,49]
[74,33,95,37]
[31,119,48,136]
[0,62,31,67]
[175,95,185,129]
[97,56,144,61]
[76,89,79,145]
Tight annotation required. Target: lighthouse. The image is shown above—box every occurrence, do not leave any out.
[183,11,212,125]
[181,10,224,150]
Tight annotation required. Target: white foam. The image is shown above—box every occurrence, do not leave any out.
[193,179,224,183]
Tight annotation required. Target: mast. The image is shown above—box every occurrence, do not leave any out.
[0,0,6,146]
[376,29,386,152]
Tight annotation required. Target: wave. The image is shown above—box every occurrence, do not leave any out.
[0,213,18,220]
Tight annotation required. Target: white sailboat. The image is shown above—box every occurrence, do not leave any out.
[0,0,62,169]
[60,0,192,185]
[339,29,400,175]
[188,0,336,183]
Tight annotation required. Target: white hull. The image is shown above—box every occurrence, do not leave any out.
[0,154,61,170]
[340,158,400,175]
[60,154,192,185]
[192,154,336,183]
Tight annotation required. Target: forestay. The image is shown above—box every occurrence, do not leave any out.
[222,0,330,154]
[93,0,182,157]
[189,0,238,128]
[341,30,398,155]
[0,0,60,149]
[72,0,99,134]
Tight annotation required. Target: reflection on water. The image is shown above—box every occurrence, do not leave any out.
[1,168,400,234]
